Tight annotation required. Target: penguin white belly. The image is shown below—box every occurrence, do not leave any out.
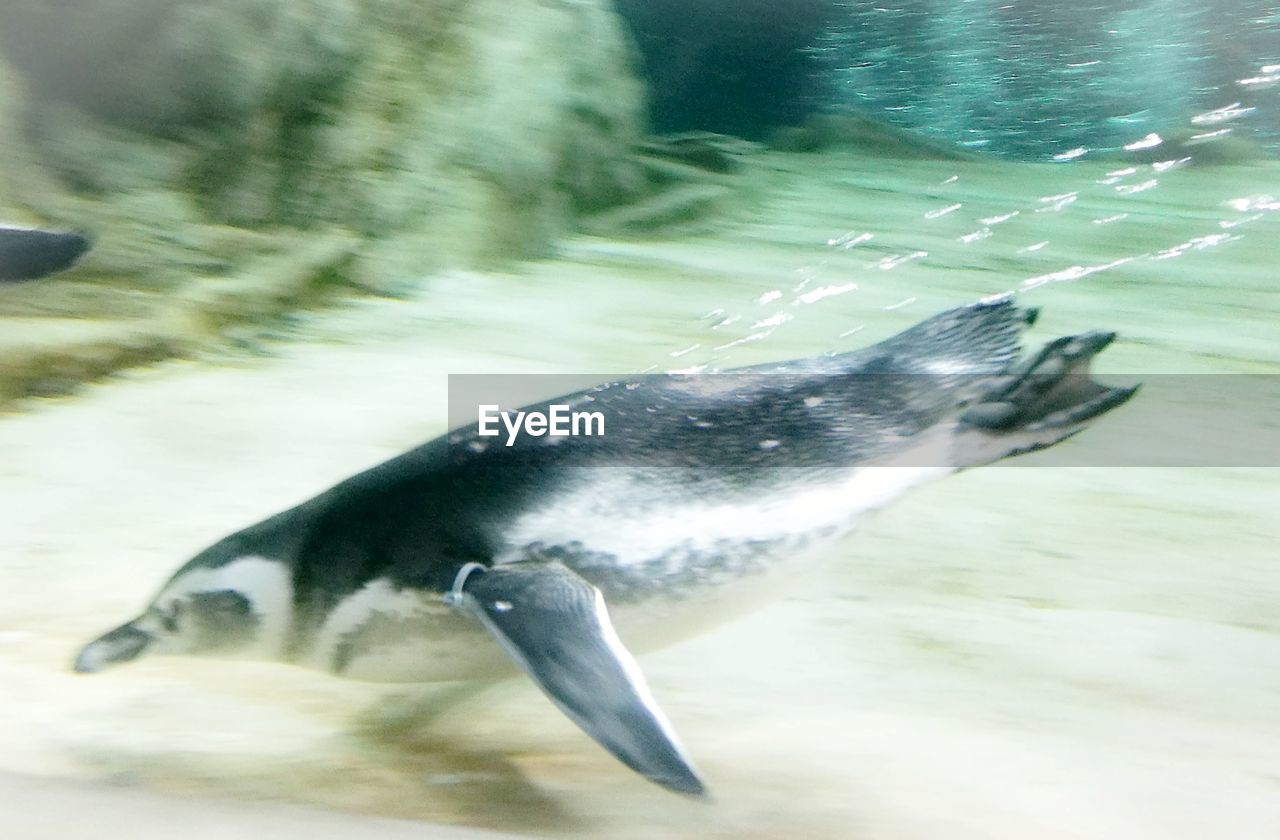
[303,465,952,684]
[301,584,507,682]
[497,464,952,569]
[493,464,954,655]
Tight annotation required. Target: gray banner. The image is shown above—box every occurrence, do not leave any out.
[446,373,1280,467]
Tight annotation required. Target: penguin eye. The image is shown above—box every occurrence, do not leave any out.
[157,601,183,633]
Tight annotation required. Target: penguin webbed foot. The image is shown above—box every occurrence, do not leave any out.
[957,330,1138,458]
[447,560,706,797]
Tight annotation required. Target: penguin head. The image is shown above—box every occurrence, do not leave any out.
[74,551,294,674]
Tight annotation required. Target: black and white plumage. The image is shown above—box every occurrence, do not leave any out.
[74,298,1136,795]
[0,226,91,283]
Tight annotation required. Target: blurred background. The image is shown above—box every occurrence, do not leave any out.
[0,1,1277,838]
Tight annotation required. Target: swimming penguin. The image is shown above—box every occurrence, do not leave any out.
[0,225,91,283]
[74,298,1136,796]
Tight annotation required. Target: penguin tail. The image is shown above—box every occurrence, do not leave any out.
[879,295,1040,375]
[951,329,1138,467]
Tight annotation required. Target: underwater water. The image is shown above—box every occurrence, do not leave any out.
[4,150,1279,839]
[820,0,1280,158]
[2,3,1280,840]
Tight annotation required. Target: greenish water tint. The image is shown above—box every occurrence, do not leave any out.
[1,146,1277,838]
[821,0,1280,158]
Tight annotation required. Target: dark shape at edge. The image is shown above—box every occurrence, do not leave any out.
[0,226,92,283]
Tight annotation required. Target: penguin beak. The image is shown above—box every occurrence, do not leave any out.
[73,622,151,674]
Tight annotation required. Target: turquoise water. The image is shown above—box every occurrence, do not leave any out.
[820,1,1280,158]
[2,148,1278,837]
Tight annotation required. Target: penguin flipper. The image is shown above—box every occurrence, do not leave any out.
[452,560,706,796]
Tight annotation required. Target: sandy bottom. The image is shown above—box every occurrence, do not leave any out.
[1,152,1278,838]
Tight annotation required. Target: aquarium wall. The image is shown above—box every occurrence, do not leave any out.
[0,0,645,286]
